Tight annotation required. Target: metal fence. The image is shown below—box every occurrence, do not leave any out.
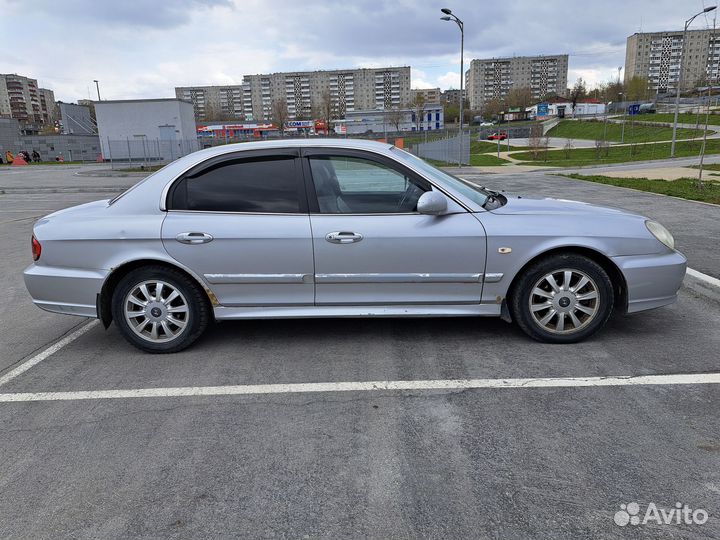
[409,132,471,165]
[103,138,201,169]
[103,130,481,169]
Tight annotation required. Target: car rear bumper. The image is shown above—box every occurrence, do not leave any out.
[611,250,687,313]
[23,264,108,318]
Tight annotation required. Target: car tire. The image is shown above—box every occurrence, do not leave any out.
[510,254,614,344]
[111,265,211,353]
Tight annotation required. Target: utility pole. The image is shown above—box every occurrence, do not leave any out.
[441,8,464,166]
[698,16,717,187]
[671,6,717,157]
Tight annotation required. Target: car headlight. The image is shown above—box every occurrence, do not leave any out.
[646,220,675,250]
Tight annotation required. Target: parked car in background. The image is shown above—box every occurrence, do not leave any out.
[479,121,495,127]
[24,139,686,353]
[487,132,507,140]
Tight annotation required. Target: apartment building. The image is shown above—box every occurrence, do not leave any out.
[174,85,247,121]
[0,74,56,131]
[440,89,466,106]
[410,87,441,103]
[625,29,720,93]
[465,55,568,110]
[241,66,411,121]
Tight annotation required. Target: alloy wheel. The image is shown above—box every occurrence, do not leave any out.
[528,269,600,334]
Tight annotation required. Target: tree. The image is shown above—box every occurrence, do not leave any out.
[482,98,505,120]
[271,98,289,135]
[626,76,650,101]
[387,107,403,132]
[203,102,221,122]
[317,91,337,134]
[601,80,625,104]
[570,78,588,116]
[528,123,544,160]
[506,86,533,110]
[410,93,426,130]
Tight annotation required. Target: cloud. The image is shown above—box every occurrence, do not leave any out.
[0,0,715,101]
[411,68,436,89]
[437,72,461,90]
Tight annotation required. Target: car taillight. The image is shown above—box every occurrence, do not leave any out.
[31,235,41,261]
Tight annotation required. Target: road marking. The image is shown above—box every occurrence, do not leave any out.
[1,373,719,403]
[0,320,98,388]
[686,268,720,289]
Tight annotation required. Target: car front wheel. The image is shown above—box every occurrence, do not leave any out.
[112,266,211,353]
[511,254,614,343]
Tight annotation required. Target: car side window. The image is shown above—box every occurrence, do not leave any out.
[170,156,301,213]
[308,155,428,214]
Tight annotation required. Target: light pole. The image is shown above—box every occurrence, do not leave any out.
[671,6,717,157]
[93,80,102,101]
[441,8,464,166]
[618,92,625,143]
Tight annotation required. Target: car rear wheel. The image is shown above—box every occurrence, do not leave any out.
[112,266,211,353]
[511,254,614,343]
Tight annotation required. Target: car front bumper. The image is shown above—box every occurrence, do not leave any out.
[23,263,108,318]
[611,250,687,313]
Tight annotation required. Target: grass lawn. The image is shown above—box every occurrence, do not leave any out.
[645,113,720,125]
[469,154,510,166]
[511,138,720,167]
[561,174,720,204]
[548,119,703,143]
[471,140,531,153]
[689,163,720,172]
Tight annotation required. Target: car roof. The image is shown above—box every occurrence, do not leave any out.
[194,138,396,159]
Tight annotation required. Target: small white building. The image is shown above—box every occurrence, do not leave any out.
[95,98,198,161]
[341,104,444,135]
[528,100,606,119]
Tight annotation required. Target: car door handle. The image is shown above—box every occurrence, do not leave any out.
[176,232,214,244]
[325,231,363,244]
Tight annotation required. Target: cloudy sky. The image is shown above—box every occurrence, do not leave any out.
[1,0,718,102]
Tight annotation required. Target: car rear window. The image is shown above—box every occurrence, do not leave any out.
[170,156,301,213]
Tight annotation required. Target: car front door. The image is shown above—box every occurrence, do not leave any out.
[303,149,486,306]
[162,149,314,307]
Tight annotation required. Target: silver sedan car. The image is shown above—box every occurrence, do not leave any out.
[24,139,686,353]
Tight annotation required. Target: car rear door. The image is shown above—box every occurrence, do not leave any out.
[161,149,314,307]
[303,148,486,306]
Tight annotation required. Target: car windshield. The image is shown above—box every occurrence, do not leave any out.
[391,147,489,207]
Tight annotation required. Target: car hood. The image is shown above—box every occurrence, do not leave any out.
[490,195,641,218]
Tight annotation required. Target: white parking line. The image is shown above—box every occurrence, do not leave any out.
[0,320,99,387]
[1,373,719,403]
[0,267,715,394]
[686,268,720,289]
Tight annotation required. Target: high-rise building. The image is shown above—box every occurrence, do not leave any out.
[440,89,466,107]
[0,74,56,132]
[465,55,569,110]
[411,87,441,103]
[174,85,247,121]
[625,30,720,93]
[241,66,411,121]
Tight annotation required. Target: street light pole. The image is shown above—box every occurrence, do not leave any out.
[93,80,102,101]
[671,6,717,157]
[441,8,464,166]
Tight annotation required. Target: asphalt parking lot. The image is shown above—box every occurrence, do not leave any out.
[1,164,719,539]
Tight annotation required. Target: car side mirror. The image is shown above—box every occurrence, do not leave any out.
[417,191,448,215]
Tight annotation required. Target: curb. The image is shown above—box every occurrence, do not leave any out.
[684,268,720,303]
[553,173,720,208]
